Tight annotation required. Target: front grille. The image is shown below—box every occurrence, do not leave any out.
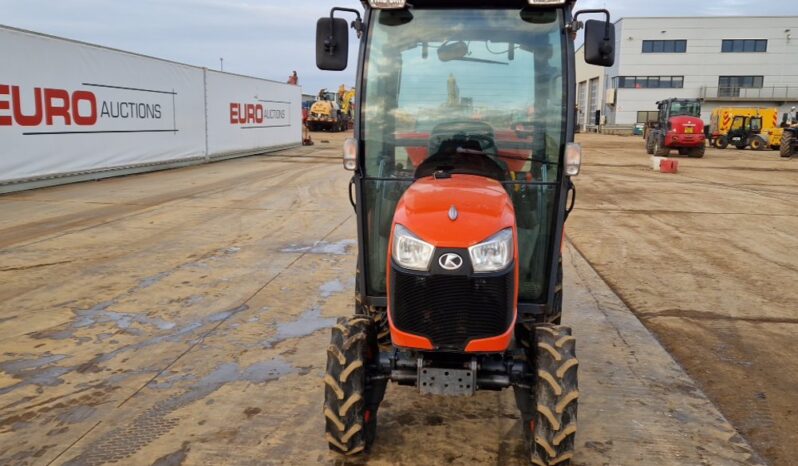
[390,266,514,350]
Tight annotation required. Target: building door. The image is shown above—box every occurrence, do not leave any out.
[577,81,587,131]
[588,77,599,130]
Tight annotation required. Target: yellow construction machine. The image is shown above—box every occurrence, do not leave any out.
[709,107,781,150]
[307,86,356,132]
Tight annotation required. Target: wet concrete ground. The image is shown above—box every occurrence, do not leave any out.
[0,132,774,465]
[569,134,798,466]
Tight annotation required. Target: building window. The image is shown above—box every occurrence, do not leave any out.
[718,76,764,97]
[614,76,684,89]
[721,39,767,53]
[642,40,687,53]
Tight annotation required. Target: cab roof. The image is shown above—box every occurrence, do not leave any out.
[362,0,575,9]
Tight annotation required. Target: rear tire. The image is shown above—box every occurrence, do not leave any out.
[715,136,729,149]
[324,316,377,456]
[781,131,795,158]
[517,325,579,466]
[688,145,705,158]
[750,136,766,151]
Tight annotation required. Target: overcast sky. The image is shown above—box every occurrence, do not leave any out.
[2,0,796,94]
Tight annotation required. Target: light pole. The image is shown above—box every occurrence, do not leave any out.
[220,57,224,72]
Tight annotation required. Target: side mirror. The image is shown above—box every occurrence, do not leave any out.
[316,17,349,71]
[584,19,615,67]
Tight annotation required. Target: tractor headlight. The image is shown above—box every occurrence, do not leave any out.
[393,224,435,271]
[469,228,514,273]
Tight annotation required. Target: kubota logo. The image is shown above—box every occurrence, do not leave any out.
[439,253,463,271]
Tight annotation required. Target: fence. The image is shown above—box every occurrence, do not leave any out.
[0,25,302,193]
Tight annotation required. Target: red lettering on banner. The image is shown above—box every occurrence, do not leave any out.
[230,103,239,124]
[0,85,10,126]
[255,104,263,123]
[246,104,256,124]
[44,88,72,125]
[12,86,43,126]
[71,91,97,125]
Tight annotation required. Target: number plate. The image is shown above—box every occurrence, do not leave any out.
[684,127,694,134]
[418,367,476,396]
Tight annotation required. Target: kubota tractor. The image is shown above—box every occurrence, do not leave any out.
[646,98,705,158]
[315,2,615,464]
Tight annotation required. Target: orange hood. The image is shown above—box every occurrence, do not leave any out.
[392,174,516,248]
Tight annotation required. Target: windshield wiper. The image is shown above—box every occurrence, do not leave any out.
[451,57,508,65]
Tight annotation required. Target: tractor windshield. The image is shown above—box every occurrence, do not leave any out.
[670,100,701,117]
[361,7,565,301]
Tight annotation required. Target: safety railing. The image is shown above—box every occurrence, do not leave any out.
[699,86,798,100]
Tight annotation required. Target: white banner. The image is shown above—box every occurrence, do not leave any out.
[0,26,207,183]
[0,26,302,189]
[205,70,301,157]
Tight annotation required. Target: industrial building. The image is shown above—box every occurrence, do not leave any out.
[576,16,798,131]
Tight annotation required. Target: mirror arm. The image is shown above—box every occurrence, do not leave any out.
[572,9,612,40]
[328,7,364,52]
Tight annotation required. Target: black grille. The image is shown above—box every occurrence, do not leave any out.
[390,265,514,350]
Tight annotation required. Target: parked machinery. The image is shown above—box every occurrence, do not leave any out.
[308,89,350,132]
[645,98,705,158]
[315,1,617,464]
[781,107,798,158]
[709,107,780,150]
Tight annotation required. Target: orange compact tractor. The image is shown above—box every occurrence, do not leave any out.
[316,1,615,464]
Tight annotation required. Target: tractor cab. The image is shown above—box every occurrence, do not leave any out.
[728,115,764,150]
[316,1,615,464]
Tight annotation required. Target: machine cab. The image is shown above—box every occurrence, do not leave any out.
[317,1,614,333]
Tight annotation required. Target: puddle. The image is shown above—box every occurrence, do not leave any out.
[280,239,355,255]
[90,304,249,366]
[149,373,198,390]
[264,307,335,347]
[72,301,176,332]
[3,305,249,395]
[319,279,345,298]
[0,354,68,373]
[138,271,170,289]
[57,405,97,425]
[0,354,74,395]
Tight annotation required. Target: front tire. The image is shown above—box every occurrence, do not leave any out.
[645,134,655,154]
[516,325,579,466]
[750,136,766,151]
[653,137,669,157]
[324,316,377,456]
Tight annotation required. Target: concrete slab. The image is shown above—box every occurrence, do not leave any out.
[0,133,765,465]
